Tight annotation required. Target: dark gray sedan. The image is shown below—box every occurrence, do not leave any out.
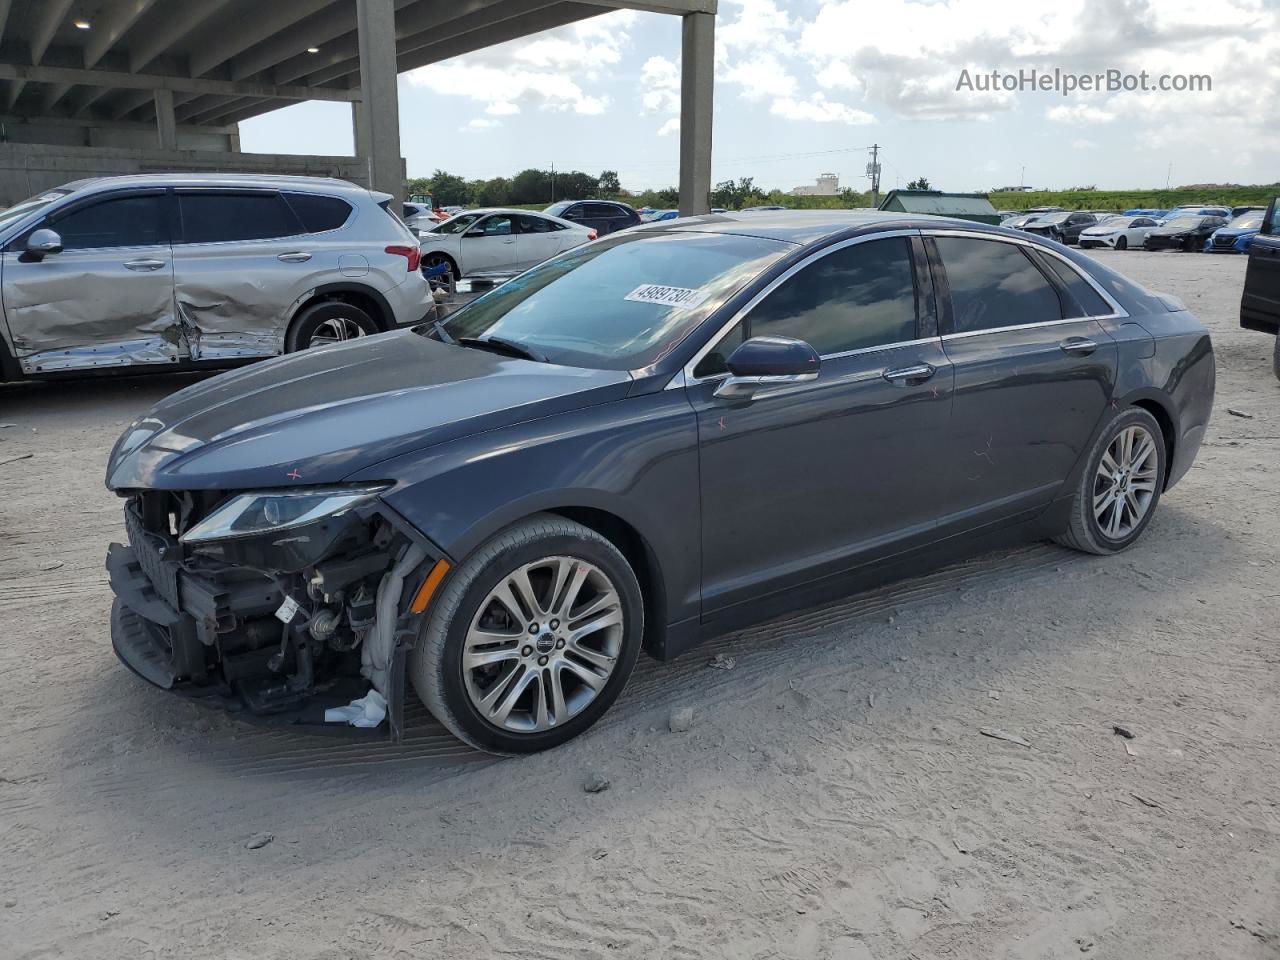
[105,211,1215,754]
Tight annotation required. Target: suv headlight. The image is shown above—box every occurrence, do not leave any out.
[181,485,390,545]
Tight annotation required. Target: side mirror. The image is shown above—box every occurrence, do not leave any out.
[26,228,62,258]
[714,336,820,400]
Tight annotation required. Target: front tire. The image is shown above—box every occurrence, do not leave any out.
[1115,235,1128,251]
[1056,407,1166,555]
[411,514,644,754]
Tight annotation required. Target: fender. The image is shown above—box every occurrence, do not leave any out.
[350,387,704,630]
[287,281,397,333]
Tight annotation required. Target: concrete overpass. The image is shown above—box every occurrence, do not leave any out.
[0,0,716,211]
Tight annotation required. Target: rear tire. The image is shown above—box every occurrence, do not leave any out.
[1115,236,1128,251]
[1055,406,1166,556]
[411,514,644,755]
[285,301,379,352]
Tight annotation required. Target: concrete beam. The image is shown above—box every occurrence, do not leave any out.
[678,12,713,216]
[85,0,160,69]
[188,0,336,78]
[587,0,716,13]
[153,88,177,148]
[129,0,235,72]
[40,82,74,112]
[0,0,12,45]
[355,0,402,203]
[31,0,74,64]
[0,64,360,102]
[5,80,23,110]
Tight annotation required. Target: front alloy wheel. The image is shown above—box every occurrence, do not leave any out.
[411,514,643,754]
[308,316,367,348]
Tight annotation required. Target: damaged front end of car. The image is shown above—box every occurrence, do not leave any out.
[106,483,446,740]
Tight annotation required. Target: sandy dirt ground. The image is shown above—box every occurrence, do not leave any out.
[0,250,1276,960]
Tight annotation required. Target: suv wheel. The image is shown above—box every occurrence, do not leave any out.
[286,301,379,352]
[411,514,643,754]
[1056,406,1166,555]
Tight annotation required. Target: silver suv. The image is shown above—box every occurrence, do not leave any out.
[0,174,433,379]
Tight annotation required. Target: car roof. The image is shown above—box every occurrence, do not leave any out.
[631,209,1027,245]
[53,173,371,196]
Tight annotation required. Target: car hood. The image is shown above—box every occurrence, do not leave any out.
[1149,224,1199,236]
[105,330,631,492]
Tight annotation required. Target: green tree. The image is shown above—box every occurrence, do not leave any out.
[598,170,621,196]
[473,177,512,206]
[426,169,471,206]
[906,177,932,191]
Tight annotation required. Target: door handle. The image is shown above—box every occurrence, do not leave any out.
[1059,337,1098,355]
[501,238,515,244]
[882,363,935,384]
[123,258,166,271]
[277,251,312,262]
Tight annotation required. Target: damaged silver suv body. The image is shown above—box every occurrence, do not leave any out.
[0,173,432,380]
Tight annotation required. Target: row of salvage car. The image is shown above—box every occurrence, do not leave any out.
[1000,204,1267,253]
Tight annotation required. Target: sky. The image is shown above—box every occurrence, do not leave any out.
[239,0,1280,195]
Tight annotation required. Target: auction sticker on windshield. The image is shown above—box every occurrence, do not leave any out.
[624,284,712,309]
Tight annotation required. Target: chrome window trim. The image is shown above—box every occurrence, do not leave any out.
[925,228,1130,322]
[669,226,1131,389]
[676,229,922,387]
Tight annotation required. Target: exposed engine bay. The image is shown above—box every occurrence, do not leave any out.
[107,487,437,739]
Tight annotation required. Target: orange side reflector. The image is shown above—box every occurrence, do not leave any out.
[410,559,451,614]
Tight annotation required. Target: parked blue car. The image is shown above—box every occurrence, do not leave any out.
[1124,208,1168,218]
[1205,213,1265,253]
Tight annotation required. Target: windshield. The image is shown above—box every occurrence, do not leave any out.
[1038,212,1071,224]
[435,231,791,370]
[1162,217,1203,230]
[432,212,483,235]
[0,189,70,234]
[544,202,573,216]
[1227,215,1263,230]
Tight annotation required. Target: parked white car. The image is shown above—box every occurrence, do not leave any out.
[1077,215,1161,251]
[417,208,595,278]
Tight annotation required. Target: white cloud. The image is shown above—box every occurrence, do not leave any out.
[1048,104,1116,124]
[657,117,680,137]
[1071,138,1099,149]
[408,13,632,118]
[770,93,875,125]
[641,56,680,114]
[465,117,499,131]
[721,52,798,101]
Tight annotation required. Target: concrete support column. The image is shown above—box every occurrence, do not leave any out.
[154,88,178,150]
[356,0,403,203]
[678,12,714,216]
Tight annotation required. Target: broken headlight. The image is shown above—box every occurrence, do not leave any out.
[181,486,390,545]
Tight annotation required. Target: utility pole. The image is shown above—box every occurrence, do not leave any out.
[1019,164,1025,191]
[1165,162,1172,190]
[867,143,881,207]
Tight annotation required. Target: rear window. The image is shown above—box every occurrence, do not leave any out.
[437,231,790,370]
[1036,253,1113,318]
[178,191,301,243]
[934,236,1063,333]
[284,193,352,233]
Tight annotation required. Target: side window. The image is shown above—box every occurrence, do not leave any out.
[50,194,166,250]
[584,203,617,219]
[284,193,353,233]
[515,214,552,234]
[1263,199,1279,237]
[1036,253,1112,318]
[694,322,746,378]
[745,237,918,357]
[934,236,1063,334]
[177,191,301,244]
[475,215,513,237]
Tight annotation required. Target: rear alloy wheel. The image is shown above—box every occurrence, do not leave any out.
[1056,407,1166,555]
[411,514,643,754]
[1115,235,1128,251]
[285,301,379,352]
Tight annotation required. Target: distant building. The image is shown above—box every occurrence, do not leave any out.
[791,173,840,196]
[993,185,1036,193]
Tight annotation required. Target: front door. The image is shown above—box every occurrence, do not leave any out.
[461,214,519,275]
[687,235,954,616]
[1241,197,1280,334]
[929,234,1118,530]
[0,190,176,374]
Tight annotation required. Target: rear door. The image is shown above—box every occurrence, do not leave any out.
[930,233,1118,531]
[1242,198,1280,334]
[0,189,177,373]
[171,189,314,360]
[513,214,564,269]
